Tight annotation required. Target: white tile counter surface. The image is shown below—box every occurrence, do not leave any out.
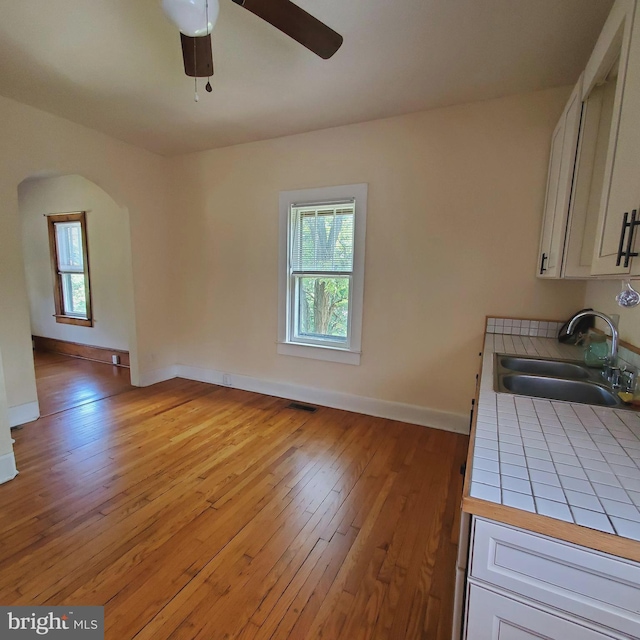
[471,326,640,544]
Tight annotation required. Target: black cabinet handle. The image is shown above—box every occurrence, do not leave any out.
[616,210,640,267]
[539,252,548,274]
[616,212,628,267]
[624,209,639,268]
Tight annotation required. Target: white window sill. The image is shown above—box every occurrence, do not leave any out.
[277,342,361,365]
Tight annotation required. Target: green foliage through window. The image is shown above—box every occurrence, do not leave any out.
[297,276,349,340]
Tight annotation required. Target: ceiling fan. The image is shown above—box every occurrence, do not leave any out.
[161,0,343,81]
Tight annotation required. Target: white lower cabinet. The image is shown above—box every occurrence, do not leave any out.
[466,585,617,639]
[461,518,640,640]
[452,511,472,640]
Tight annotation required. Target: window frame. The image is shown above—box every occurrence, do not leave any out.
[47,211,93,327]
[278,184,367,365]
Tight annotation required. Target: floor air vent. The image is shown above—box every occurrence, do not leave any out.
[287,402,317,412]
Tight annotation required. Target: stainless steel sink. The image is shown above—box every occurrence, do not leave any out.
[497,356,590,380]
[498,374,621,407]
[494,353,624,407]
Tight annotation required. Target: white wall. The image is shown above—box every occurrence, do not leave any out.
[0,348,17,483]
[19,174,134,351]
[583,279,640,345]
[0,81,598,463]
[168,87,587,430]
[0,93,175,463]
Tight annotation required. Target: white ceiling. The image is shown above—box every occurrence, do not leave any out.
[0,0,613,156]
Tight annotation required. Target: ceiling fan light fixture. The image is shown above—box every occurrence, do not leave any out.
[161,0,219,37]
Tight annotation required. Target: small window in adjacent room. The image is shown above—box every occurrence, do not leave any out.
[47,211,93,327]
[278,184,367,365]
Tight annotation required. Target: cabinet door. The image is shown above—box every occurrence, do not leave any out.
[589,1,640,275]
[562,78,613,277]
[465,585,617,640]
[537,80,582,279]
[470,518,640,638]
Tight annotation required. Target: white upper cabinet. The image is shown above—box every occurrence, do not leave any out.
[563,58,619,277]
[536,0,640,279]
[537,78,583,279]
[589,0,640,275]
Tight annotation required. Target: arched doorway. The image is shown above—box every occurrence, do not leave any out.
[16,173,139,418]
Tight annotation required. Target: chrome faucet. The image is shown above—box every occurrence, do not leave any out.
[567,310,619,364]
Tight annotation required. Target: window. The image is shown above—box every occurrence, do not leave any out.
[278,184,367,365]
[47,211,93,327]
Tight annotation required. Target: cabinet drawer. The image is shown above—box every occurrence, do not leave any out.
[465,584,617,639]
[470,518,640,638]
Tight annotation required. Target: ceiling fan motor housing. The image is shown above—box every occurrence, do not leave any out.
[180,33,214,77]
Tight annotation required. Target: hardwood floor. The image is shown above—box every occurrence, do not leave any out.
[33,350,133,416]
[2,375,469,639]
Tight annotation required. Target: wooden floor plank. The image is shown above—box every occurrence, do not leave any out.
[33,350,133,416]
[0,353,469,639]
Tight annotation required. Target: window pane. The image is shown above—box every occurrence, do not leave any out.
[55,222,84,272]
[296,276,349,341]
[292,207,354,272]
[61,273,87,316]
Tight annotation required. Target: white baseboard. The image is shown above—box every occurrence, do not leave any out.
[137,365,178,387]
[0,451,18,484]
[8,401,40,427]
[176,365,469,434]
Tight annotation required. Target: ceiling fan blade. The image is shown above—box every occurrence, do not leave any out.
[180,33,214,77]
[232,0,343,59]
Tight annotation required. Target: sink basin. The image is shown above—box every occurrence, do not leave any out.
[493,353,625,407]
[498,356,590,379]
[498,374,621,407]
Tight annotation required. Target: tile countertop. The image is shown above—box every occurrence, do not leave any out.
[462,320,640,563]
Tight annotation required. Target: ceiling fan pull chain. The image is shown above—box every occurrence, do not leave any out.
[205,0,213,93]
[193,35,199,102]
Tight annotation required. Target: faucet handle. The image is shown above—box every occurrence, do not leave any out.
[604,365,622,388]
[621,369,637,393]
